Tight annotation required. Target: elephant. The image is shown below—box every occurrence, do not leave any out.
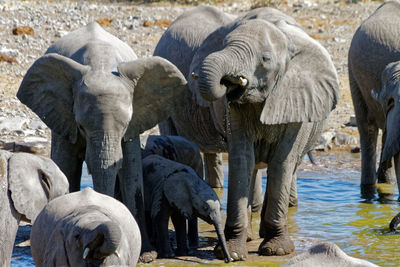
[142,154,232,262]
[30,187,141,266]
[154,6,339,259]
[0,150,69,266]
[140,135,203,248]
[17,22,188,261]
[348,1,400,195]
[282,242,378,267]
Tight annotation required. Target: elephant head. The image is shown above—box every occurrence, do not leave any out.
[17,54,188,193]
[373,61,400,165]
[32,188,141,266]
[4,151,69,223]
[189,8,338,125]
[163,165,232,262]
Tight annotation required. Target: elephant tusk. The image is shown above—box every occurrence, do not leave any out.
[371,89,379,100]
[191,72,199,80]
[83,247,90,259]
[114,251,121,258]
[239,77,248,87]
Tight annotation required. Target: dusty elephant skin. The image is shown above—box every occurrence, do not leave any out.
[16,22,189,261]
[154,6,339,260]
[142,154,232,262]
[0,150,69,266]
[30,188,141,266]
[141,135,203,249]
[349,1,400,197]
[282,242,379,267]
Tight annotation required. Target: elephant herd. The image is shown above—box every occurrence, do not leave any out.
[1,1,400,266]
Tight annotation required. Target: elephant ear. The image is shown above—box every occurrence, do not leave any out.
[260,20,339,124]
[8,153,69,223]
[118,57,190,140]
[164,172,194,219]
[17,53,89,143]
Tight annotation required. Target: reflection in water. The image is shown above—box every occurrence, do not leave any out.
[11,154,400,266]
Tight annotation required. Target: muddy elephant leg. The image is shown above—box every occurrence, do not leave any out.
[155,200,174,258]
[171,212,189,256]
[349,70,378,188]
[289,173,298,207]
[118,138,156,262]
[258,159,295,256]
[204,153,224,188]
[51,133,84,192]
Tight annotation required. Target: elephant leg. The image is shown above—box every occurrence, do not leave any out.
[171,212,189,256]
[204,153,224,188]
[187,217,199,249]
[51,133,84,192]
[154,201,174,258]
[249,169,263,212]
[377,130,396,184]
[258,159,295,256]
[215,116,254,261]
[288,173,298,207]
[349,70,378,187]
[118,138,156,262]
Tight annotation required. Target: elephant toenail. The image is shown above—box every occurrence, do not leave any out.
[276,248,285,256]
[231,252,239,260]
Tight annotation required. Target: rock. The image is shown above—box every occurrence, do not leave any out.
[315,131,335,151]
[96,17,114,27]
[0,53,17,63]
[333,132,359,146]
[55,30,69,38]
[0,47,19,57]
[0,116,29,132]
[12,26,34,36]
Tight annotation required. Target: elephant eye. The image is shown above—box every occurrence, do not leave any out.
[39,170,51,197]
[262,53,271,62]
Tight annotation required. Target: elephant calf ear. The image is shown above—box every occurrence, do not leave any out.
[117,56,190,140]
[260,22,339,125]
[8,153,69,223]
[17,53,89,143]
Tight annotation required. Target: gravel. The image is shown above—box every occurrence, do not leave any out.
[0,0,384,151]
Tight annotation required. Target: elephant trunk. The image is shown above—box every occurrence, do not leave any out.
[211,210,232,263]
[382,105,400,163]
[86,133,123,196]
[83,221,122,261]
[198,50,248,103]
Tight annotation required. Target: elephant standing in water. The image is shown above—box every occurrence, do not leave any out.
[31,188,141,266]
[155,6,339,259]
[349,1,400,190]
[17,22,188,262]
[0,150,69,266]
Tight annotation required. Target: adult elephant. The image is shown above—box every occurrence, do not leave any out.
[31,188,141,266]
[17,22,188,262]
[154,6,339,259]
[348,1,400,192]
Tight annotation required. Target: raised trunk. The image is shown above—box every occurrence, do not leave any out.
[85,134,122,196]
[83,221,122,261]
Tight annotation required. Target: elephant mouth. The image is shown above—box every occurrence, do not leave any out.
[221,75,248,102]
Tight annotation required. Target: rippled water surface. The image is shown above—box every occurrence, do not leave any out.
[11,152,400,266]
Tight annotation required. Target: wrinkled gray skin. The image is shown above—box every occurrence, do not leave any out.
[349,1,400,196]
[141,135,203,249]
[17,22,188,261]
[142,154,232,262]
[283,242,378,267]
[0,150,69,266]
[154,6,338,259]
[31,188,141,266]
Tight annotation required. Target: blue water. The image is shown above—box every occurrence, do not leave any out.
[11,157,400,266]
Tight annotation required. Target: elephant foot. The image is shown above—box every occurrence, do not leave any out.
[288,197,298,207]
[139,250,157,263]
[258,234,294,256]
[157,249,175,259]
[174,246,189,256]
[214,226,247,261]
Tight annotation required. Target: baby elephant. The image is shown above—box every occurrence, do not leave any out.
[142,154,231,262]
[31,187,141,266]
[0,150,69,266]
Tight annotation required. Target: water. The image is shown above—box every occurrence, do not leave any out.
[11,153,400,266]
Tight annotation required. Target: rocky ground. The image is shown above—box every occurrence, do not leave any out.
[2,0,385,265]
